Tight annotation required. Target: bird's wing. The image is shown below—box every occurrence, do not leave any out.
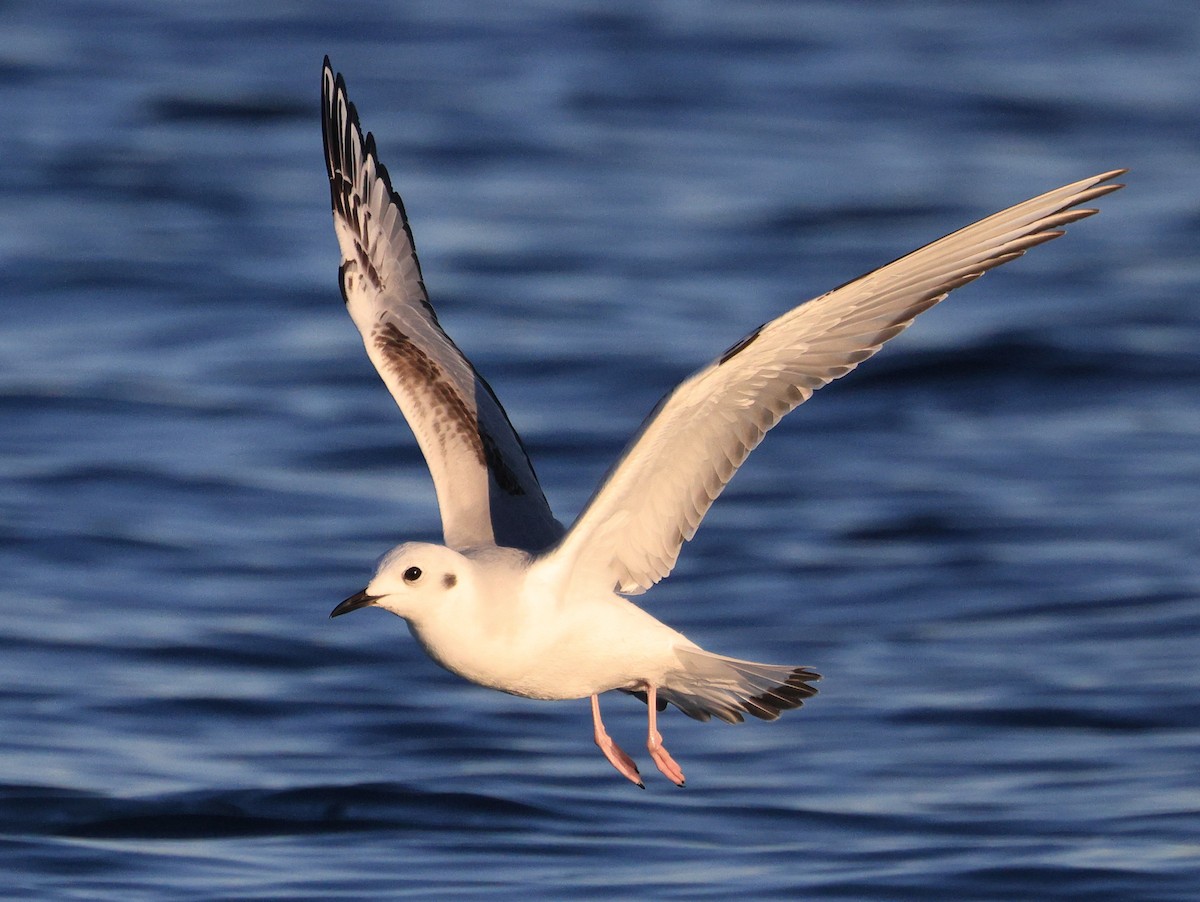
[545,169,1125,595]
[322,58,562,552]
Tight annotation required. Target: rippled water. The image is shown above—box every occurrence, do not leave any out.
[3,2,1199,899]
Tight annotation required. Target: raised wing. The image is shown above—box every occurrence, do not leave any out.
[322,58,562,552]
[547,170,1125,595]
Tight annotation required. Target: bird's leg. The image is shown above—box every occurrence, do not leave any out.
[646,685,686,786]
[591,694,643,788]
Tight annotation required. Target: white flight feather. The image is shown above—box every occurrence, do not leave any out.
[322,59,562,553]
[545,170,1125,596]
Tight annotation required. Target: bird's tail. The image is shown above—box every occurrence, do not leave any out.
[641,646,820,724]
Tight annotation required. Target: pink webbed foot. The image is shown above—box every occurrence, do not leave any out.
[648,736,685,786]
[646,685,686,787]
[591,694,643,788]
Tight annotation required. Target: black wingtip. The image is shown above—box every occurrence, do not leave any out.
[319,61,410,227]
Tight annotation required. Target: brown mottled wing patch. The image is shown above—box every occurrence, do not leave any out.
[373,323,526,497]
[372,323,481,462]
[322,58,562,552]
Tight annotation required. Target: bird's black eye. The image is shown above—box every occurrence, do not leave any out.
[403,566,422,583]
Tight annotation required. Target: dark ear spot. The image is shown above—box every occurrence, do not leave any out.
[442,573,457,589]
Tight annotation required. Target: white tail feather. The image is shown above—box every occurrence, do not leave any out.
[636,646,821,724]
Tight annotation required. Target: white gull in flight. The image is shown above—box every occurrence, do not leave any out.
[320,57,1125,787]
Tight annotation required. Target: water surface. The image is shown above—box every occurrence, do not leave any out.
[2,2,1198,899]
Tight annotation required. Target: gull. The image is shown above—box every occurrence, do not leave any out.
[320,56,1124,787]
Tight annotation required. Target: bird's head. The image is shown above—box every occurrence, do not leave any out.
[330,541,468,625]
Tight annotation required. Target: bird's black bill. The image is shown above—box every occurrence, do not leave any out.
[330,589,380,618]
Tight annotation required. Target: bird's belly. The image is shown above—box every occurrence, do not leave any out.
[415,631,626,700]
[411,602,682,701]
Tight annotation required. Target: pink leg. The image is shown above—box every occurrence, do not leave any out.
[591,694,643,788]
[646,686,685,786]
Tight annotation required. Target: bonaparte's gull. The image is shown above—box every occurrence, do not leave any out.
[320,57,1124,787]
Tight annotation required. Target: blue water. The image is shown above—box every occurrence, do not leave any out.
[3,1,1198,898]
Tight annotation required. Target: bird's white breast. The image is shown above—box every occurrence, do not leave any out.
[408,551,687,701]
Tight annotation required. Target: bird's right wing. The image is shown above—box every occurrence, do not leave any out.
[544,170,1125,596]
[322,58,562,552]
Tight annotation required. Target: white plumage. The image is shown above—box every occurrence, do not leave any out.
[320,57,1124,787]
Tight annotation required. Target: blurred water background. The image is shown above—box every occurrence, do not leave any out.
[2,1,1198,898]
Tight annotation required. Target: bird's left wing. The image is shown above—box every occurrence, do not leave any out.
[322,58,562,552]
[545,170,1125,595]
